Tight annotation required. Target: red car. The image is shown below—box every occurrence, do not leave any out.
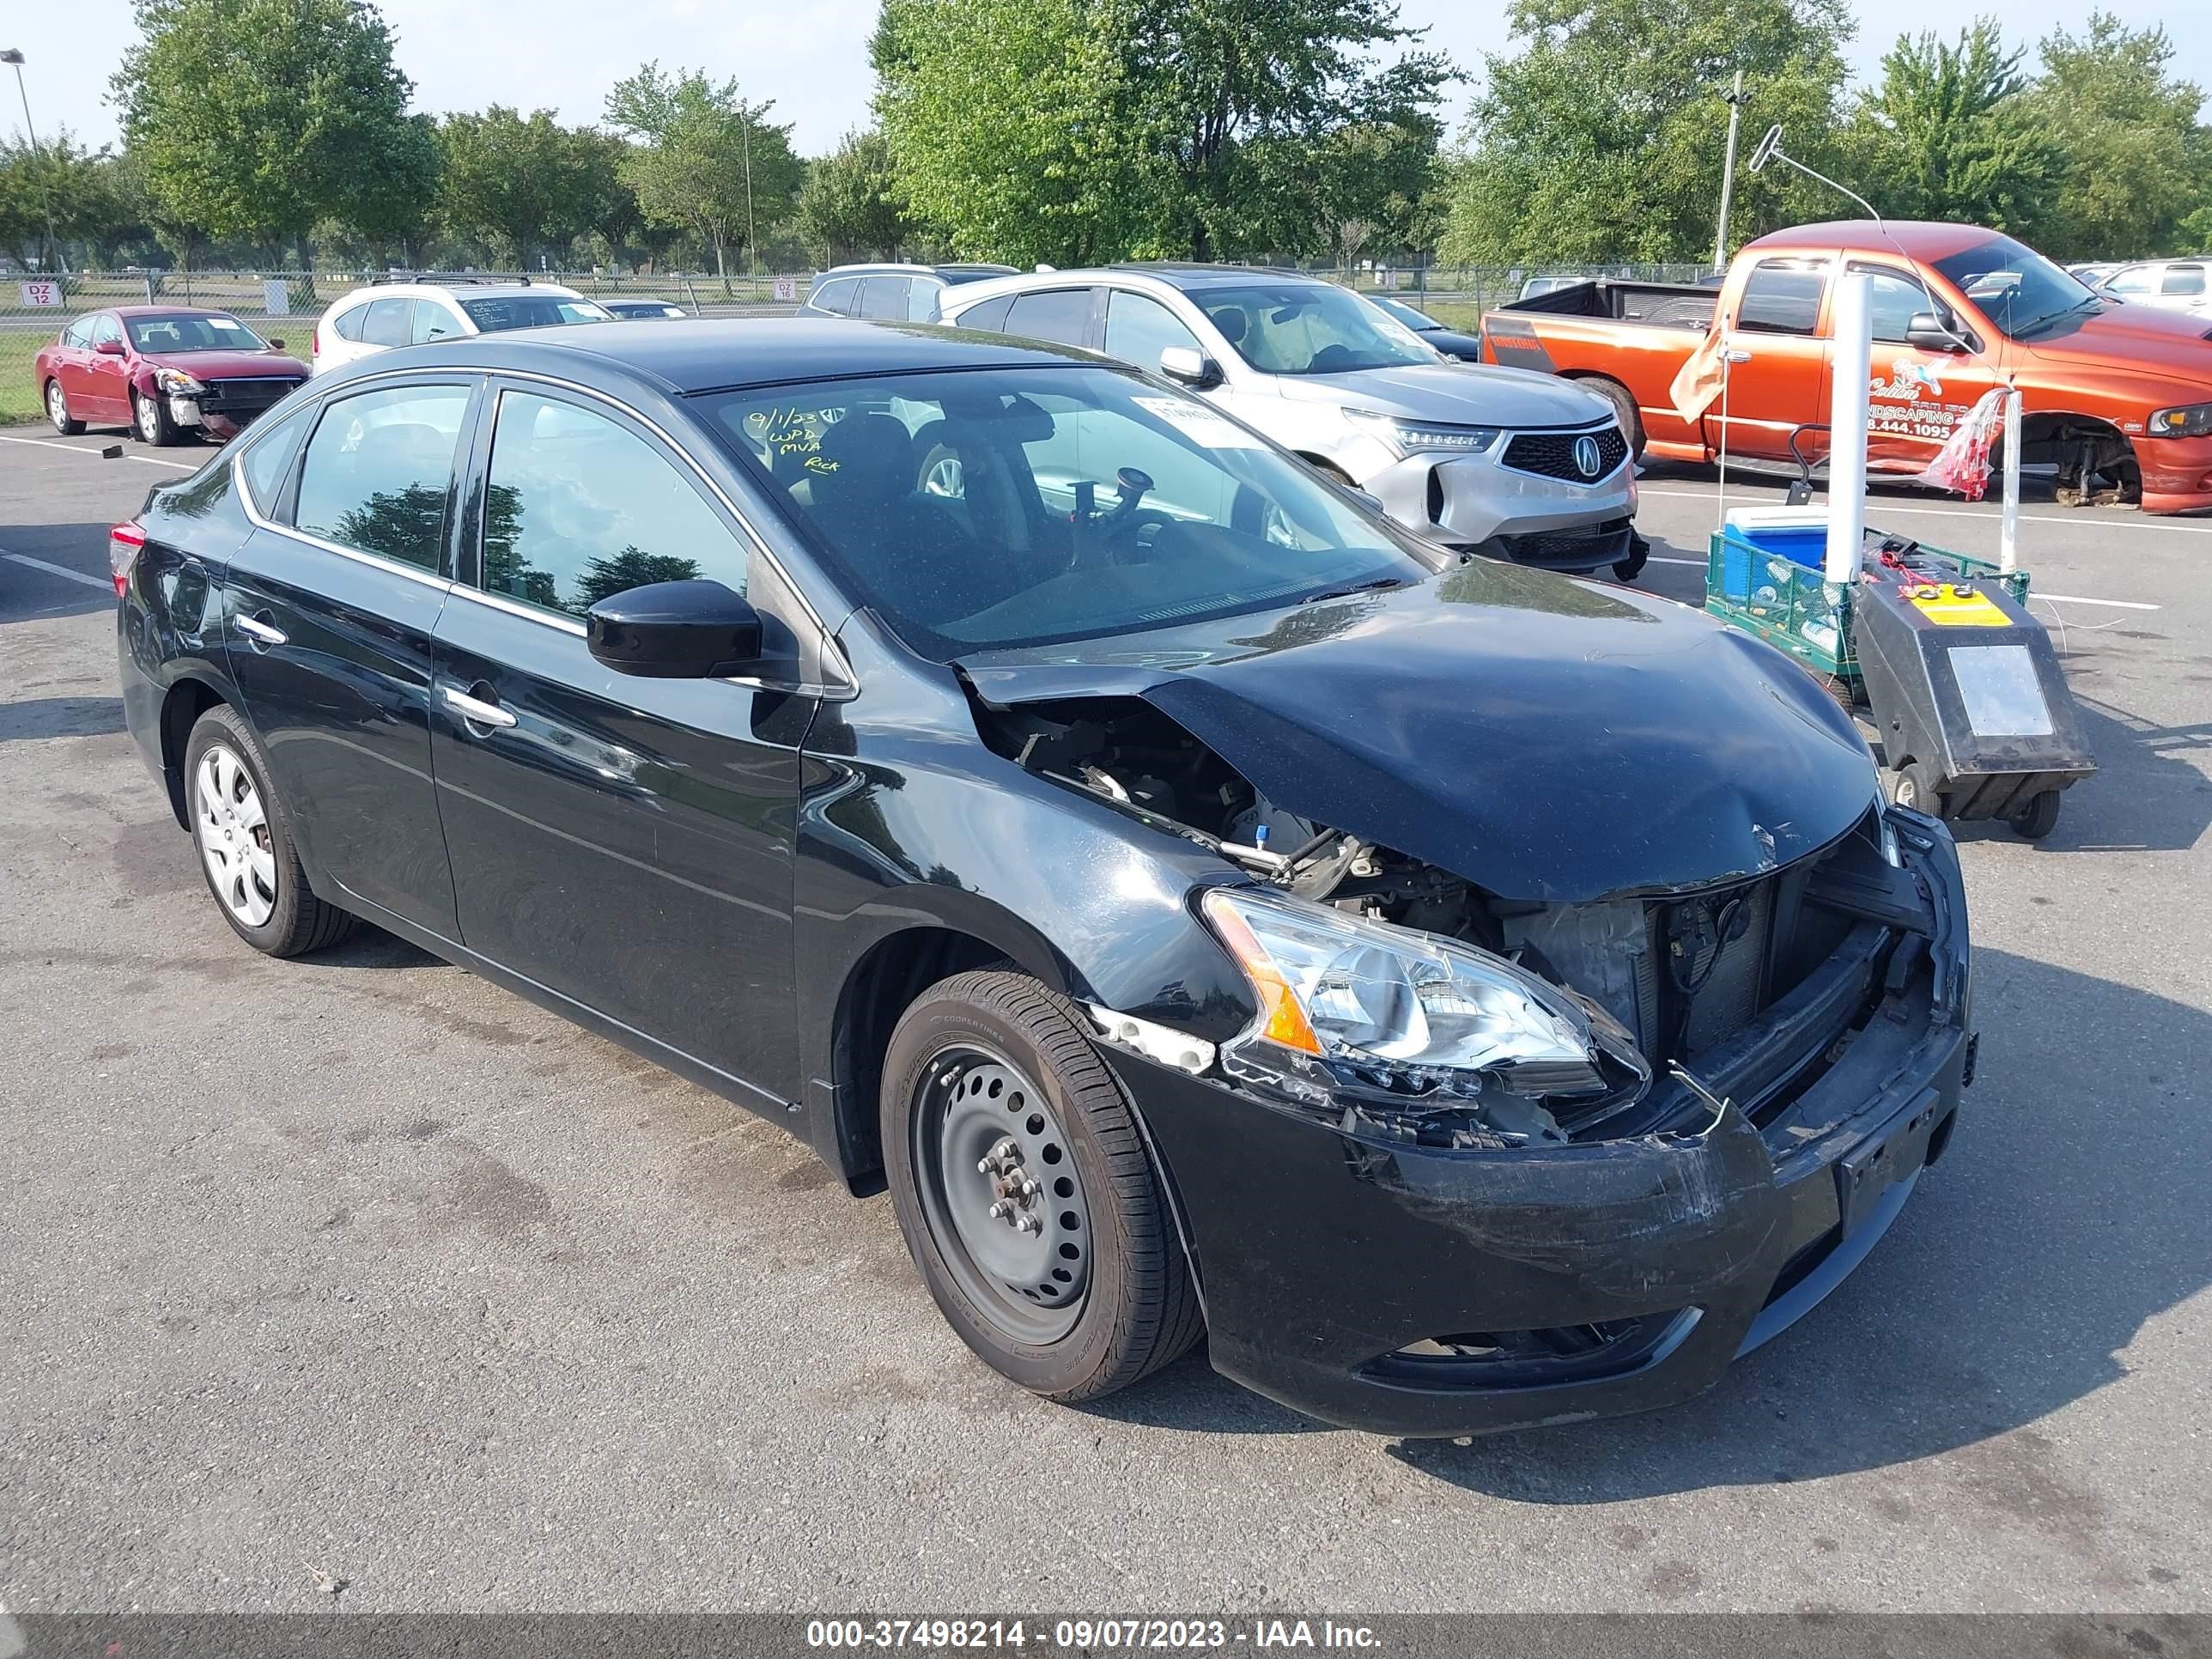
[36,305,309,446]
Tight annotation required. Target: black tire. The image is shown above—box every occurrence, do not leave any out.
[183,703,357,957]
[45,378,83,436]
[1889,760,1947,819]
[2009,789,2062,841]
[882,969,1203,1402]
[1612,529,1651,582]
[1583,377,1644,460]
[133,388,181,447]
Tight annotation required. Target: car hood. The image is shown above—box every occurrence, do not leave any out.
[1273,361,1613,427]
[957,564,1876,903]
[140,349,310,380]
[2019,301,2212,374]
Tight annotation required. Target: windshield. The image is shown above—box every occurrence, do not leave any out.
[1193,283,1436,375]
[696,365,1435,659]
[460,295,613,331]
[1931,235,2100,339]
[125,313,267,353]
[1370,296,1440,332]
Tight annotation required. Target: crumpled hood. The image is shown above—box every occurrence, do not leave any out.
[959,565,1876,903]
[140,349,309,381]
[1277,361,1613,428]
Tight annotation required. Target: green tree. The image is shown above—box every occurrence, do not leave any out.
[605,64,803,280]
[0,133,130,270]
[1844,20,2062,234]
[435,107,580,267]
[2027,13,2207,260]
[1442,0,1856,266]
[111,0,435,270]
[876,0,1448,264]
[793,130,913,264]
[875,0,1141,266]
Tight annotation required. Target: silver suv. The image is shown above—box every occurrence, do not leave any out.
[939,264,1644,577]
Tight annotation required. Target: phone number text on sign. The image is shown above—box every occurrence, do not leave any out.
[19,280,63,307]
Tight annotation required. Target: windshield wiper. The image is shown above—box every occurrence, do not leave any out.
[1298,576,1403,605]
[2014,295,2101,339]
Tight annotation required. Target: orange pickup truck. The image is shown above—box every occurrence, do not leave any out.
[1480,219,2212,513]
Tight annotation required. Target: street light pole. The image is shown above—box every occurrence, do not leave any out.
[1,49,61,274]
[1712,70,1745,274]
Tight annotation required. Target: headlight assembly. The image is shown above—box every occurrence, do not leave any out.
[153,368,206,396]
[2148,402,2212,438]
[1344,408,1502,459]
[1199,886,1650,1145]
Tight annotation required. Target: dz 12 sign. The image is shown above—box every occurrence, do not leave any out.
[19,280,62,308]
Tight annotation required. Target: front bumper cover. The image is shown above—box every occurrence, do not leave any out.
[1115,824,1972,1437]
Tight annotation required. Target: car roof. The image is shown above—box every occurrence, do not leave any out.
[817,263,1019,281]
[107,304,241,319]
[335,281,576,305]
[1741,220,2027,260]
[320,317,1091,396]
[1105,263,1310,287]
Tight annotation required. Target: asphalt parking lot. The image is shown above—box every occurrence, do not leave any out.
[3,424,2209,1614]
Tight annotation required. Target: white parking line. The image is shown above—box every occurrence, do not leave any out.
[1638,483,2212,537]
[0,433,198,471]
[3,551,112,592]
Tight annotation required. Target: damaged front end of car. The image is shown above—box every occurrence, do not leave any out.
[968,681,1973,1436]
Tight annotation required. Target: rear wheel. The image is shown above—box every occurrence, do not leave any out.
[45,380,82,436]
[1582,377,1644,460]
[882,969,1202,1402]
[184,704,356,957]
[134,388,180,447]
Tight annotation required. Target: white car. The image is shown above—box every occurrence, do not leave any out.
[2093,259,2209,315]
[939,264,1645,578]
[311,278,614,374]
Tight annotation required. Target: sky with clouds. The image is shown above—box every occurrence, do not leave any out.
[9,0,2207,157]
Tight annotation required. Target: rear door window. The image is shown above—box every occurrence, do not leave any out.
[2102,265,2156,297]
[952,295,1013,332]
[294,382,474,573]
[1735,260,1827,335]
[240,402,314,514]
[860,276,912,319]
[1006,289,1095,348]
[362,298,415,349]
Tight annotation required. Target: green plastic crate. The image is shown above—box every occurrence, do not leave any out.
[1704,526,2032,687]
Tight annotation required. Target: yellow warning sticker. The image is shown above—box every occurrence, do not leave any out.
[1907,586,2010,628]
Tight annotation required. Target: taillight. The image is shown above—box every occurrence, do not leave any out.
[312,324,321,360]
[109,521,146,598]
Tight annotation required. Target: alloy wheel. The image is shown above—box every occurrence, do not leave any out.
[911,1042,1092,1344]
[194,744,276,927]
[137,394,160,443]
[46,381,67,429]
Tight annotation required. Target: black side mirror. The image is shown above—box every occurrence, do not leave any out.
[586,580,763,679]
[1905,313,1970,353]
[266,337,286,351]
[1158,345,1223,389]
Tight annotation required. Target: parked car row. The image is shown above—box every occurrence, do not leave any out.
[35,277,689,447]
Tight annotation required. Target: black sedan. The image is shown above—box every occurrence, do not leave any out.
[113,319,1973,1436]
[1370,294,1484,362]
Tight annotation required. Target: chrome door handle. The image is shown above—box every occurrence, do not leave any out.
[234,613,287,647]
[442,684,517,730]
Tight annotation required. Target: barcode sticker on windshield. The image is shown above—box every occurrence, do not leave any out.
[1134,395,1264,449]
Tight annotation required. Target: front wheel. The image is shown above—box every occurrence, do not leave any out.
[46,379,83,436]
[1583,377,1644,460]
[134,388,180,447]
[882,969,1203,1402]
[184,704,356,957]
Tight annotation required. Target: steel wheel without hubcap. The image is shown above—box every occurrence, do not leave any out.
[911,1042,1091,1345]
[194,744,277,927]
